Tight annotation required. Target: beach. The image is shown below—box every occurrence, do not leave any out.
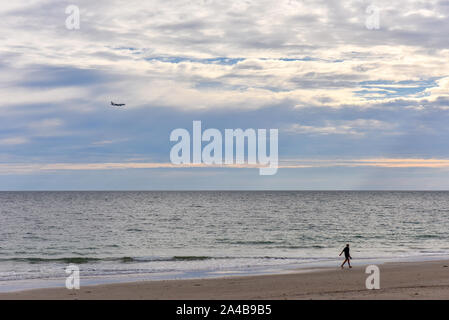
[2,191,449,300]
[4,0,449,304]
[1,260,449,300]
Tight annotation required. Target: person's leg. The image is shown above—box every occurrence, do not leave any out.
[341,258,347,268]
[348,258,352,268]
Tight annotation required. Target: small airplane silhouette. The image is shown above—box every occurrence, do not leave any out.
[111,101,125,107]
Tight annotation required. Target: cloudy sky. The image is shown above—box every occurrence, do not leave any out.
[1,0,449,190]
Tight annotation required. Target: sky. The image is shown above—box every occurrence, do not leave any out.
[1,0,449,190]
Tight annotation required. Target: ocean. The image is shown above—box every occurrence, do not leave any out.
[1,191,449,291]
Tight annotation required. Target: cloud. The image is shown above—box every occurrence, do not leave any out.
[423,76,449,101]
[282,158,449,168]
[285,123,361,136]
[1,0,449,188]
[0,137,29,146]
[3,158,449,175]
[0,0,448,115]
[91,138,129,146]
[28,118,63,130]
[284,119,397,136]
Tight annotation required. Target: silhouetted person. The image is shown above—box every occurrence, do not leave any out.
[339,244,352,269]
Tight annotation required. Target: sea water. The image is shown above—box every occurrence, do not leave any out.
[1,191,449,291]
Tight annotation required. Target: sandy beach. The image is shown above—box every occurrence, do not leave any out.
[1,260,449,300]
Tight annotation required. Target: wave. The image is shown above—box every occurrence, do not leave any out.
[172,256,210,261]
[0,255,215,264]
[1,257,102,264]
[0,255,334,265]
[4,251,449,266]
[229,240,277,245]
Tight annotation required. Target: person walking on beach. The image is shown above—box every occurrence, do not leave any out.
[339,244,352,269]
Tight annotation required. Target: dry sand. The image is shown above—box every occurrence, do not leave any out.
[2,260,449,300]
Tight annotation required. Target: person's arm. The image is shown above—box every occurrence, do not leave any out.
[339,249,343,256]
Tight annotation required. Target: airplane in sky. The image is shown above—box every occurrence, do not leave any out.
[111,101,125,107]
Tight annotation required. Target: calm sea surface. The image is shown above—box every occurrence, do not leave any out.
[1,191,449,290]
